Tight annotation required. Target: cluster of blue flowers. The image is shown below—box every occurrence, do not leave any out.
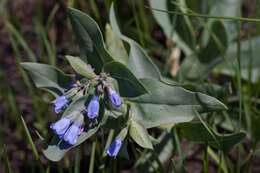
[50,77,124,157]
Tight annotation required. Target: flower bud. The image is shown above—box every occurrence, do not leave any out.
[107,138,122,157]
[53,95,68,113]
[107,127,127,157]
[86,95,99,119]
[108,89,121,108]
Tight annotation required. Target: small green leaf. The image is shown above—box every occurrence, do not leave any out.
[129,120,153,149]
[103,61,148,97]
[68,8,114,73]
[21,62,74,96]
[178,122,246,152]
[66,55,96,79]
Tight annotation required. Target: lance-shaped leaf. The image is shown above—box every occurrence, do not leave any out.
[105,24,128,65]
[129,120,153,149]
[129,78,227,128]
[178,122,246,152]
[217,36,260,83]
[135,132,174,172]
[103,61,148,97]
[149,0,195,54]
[178,21,227,82]
[109,4,161,80]
[210,0,241,42]
[21,62,74,96]
[68,8,114,73]
[66,55,96,79]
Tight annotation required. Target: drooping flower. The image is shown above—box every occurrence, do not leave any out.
[63,123,83,145]
[51,113,84,145]
[107,138,122,157]
[50,117,72,137]
[53,96,69,113]
[108,89,121,108]
[86,95,99,119]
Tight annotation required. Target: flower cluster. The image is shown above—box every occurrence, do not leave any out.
[50,74,124,156]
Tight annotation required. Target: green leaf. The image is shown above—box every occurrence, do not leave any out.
[129,78,227,128]
[169,0,196,50]
[149,0,195,54]
[199,21,228,63]
[217,36,260,82]
[68,8,114,73]
[20,62,74,96]
[129,120,153,149]
[178,21,227,82]
[177,54,220,82]
[105,24,128,65]
[135,132,173,172]
[210,0,241,42]
[178,122,246,152]
[109,4,161,79]
[65,55,96,79]
[103,61,148,97]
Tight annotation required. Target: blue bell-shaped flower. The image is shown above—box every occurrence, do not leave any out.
[86,95,99,119]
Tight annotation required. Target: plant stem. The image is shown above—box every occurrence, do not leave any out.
[146,6,260,23]
[74,147,81,173]
[89,140,97,173]
[236,19,242,173]
[203,145,209,173]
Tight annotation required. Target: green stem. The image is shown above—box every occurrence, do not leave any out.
[131,0,145,46]
[236,20,242,173]
[2,145,13,173]
[74,147,81,173]
[146,6,260,23]
[89,140,97,173]
[203,145,209,173]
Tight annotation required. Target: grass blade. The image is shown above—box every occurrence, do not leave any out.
[89,140,97,173]
[20,115,40,160]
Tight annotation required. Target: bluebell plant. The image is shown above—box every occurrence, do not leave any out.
[20,7,232,163]
[49,71,125,148]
